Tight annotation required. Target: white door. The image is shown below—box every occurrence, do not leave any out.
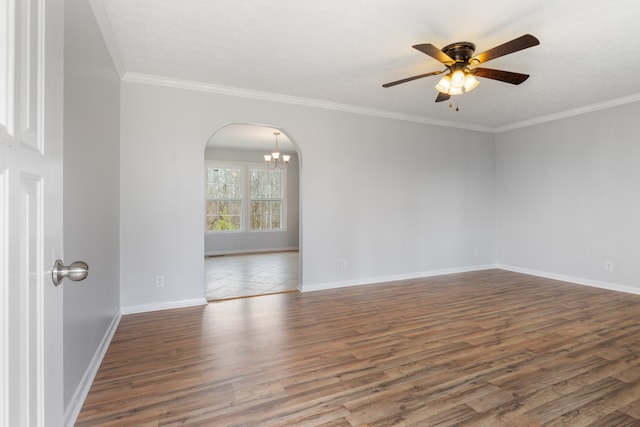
[0,0,65,426]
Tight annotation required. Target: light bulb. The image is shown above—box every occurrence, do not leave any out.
[450,70,465,88]
[283,154,290,163]
[272,152,280,160]
[264,154,272,162]
[449,86,463,96]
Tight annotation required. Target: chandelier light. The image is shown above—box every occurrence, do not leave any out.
[264,131,290,169]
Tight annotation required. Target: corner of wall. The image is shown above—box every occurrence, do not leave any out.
[63,311,121,427]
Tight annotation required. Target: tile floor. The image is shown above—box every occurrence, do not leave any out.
[205,251,299,301]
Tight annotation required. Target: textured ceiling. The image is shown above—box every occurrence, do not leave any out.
[97,0,640,137]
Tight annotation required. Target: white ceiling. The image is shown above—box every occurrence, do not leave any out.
[97,0,640,144]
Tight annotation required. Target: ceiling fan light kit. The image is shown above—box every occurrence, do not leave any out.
[435,68,479,95]
[383,34,540,104]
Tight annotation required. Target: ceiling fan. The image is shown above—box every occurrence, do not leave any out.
[382,34,540,103]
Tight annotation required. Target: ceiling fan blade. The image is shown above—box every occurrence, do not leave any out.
[470,34,539,65]
[382,70,443,88]
[435,92,450,103]
[472,67,530,85]
[412,43,455,66]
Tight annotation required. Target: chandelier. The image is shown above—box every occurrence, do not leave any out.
[264,131,290,169]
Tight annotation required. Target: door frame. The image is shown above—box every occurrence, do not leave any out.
[203,123,304,297]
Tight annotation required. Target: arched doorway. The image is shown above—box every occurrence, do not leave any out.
[203,123,301,300]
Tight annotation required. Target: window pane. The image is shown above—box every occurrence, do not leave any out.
[206,200,241,231]
[250,200,281,230]
[207,168,241,199]
[250,169,282,199]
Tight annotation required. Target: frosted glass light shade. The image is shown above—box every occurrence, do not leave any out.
[464,74,479,92]
[435,75,451,94]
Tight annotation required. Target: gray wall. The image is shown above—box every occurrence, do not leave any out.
[496,101,640,289]
[119,81,496,308]
[63,0,120,413]
[204,147,300,254]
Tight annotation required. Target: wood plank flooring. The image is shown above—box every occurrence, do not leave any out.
[76,269,640,426]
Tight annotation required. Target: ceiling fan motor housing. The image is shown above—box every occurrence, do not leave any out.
[441,42,476,64]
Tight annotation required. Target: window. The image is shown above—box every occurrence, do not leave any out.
[250,169,283,230]
[206,167,241,231]
[206,163,286,232]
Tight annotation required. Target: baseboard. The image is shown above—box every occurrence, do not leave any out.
[64,311,121,427]
[497,264,640,295]
[302,263,640,296]
[205,247,299,257]
[120,298,208,315]
[301,264,497,293]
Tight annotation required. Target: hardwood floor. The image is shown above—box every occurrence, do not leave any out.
[76,269,640,426]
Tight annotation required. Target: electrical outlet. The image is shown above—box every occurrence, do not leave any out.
[605,261,614,272]
[156,275,165,287]
[473,248,479,257]
[340,259,347,270]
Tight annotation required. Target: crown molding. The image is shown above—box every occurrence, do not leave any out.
[118,72,640,135]
[495,93,640,133]
[121,72,494,133]
[88,0,125,78]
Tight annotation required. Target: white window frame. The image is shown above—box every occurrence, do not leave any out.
[205,160,287,233]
